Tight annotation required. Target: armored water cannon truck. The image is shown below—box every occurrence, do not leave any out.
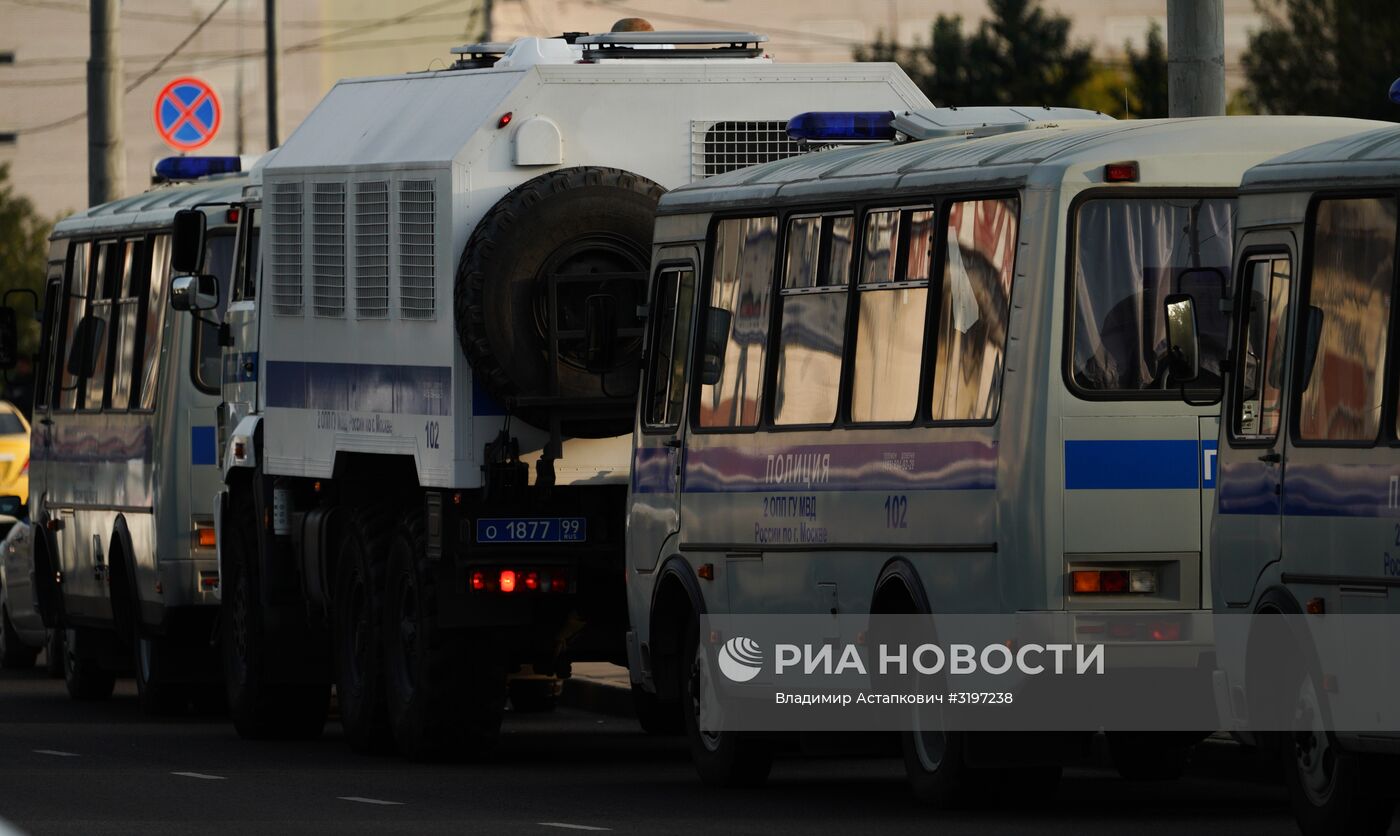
[168,28,929,757]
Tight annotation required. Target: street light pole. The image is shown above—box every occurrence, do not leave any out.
[87,0,125,205]
[1167,0,1226,117]
[265,0,281,149]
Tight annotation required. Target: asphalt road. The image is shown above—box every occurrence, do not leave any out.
[0,661,1354,836]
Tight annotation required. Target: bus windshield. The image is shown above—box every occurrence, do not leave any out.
[1071,196,1234,397]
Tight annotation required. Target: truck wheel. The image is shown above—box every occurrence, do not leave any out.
[455,166,663,438]
[63,628,115,701]
[384,507,505,760]
[0,604,39,669]
[1284,672,1394,835]
[222,488,329,740]
[333,511,395,753]
[135,636,189,715]
[46,628,64,677]
[681,618,772,786]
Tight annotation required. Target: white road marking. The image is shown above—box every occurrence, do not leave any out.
[337,797,403,806]
[171,771,226,780]
[33,749,79,757]
[539,824,611,832]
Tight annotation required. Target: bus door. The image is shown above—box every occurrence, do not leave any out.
[221,204,261,445]
[628,253,698,573]
[30,249,67,513]
[1215,241,1294,607]
[1278,197,1399,606]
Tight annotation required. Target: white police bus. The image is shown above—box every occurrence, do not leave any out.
[1,160,250,711]
[1210,120,1400,836]
[624,109,1383,796]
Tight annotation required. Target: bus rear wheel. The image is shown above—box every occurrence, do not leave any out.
[383,507,505,760]
[681,618,772,786]
[222,487,329,740]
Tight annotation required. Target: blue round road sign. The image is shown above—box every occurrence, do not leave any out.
[154,77,222,152]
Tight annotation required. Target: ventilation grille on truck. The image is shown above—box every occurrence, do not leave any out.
[398,179,435,320]
[691,120,812,181]
[355,181,390,319]
[269,181,304,316]
[312,182,346,318]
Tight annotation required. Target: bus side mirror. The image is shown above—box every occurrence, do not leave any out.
[1164,293,1200,383]
[1299,305,1325,391]
[65,315,105,378]
[171,209,207,275]
[700,307,731,386]
[171,274,220,313]
[0,307,17,371]
[584,294,618,374]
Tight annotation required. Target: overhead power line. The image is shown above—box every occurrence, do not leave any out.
[10,0,479,135]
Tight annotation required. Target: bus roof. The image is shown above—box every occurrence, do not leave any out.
[658,115,1388,214]
[1240,124,1400,192]
[52,175,249,239]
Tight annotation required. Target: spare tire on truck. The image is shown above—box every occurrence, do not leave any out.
[455,166,664,438]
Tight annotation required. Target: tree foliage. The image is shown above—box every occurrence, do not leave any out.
[1126,21,1169,119]
[1243,0,1400,120]
[0,163,53,362]
[855,0,1094,108]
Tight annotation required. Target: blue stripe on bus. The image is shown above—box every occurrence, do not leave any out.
[676,441,997,495]
[191,425,217,466]
[265,361,452,416]
[1064,439,1202,490]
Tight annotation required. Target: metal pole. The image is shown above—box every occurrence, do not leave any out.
[1167,0,1225,117]
[235,0,245,155]
[264,0,280,149]
[87,0,125,205]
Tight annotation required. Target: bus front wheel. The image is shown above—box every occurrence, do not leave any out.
[1284,672,1394,836]
[681,618,773,786]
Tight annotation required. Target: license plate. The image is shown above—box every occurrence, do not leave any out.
[476,517,586,544]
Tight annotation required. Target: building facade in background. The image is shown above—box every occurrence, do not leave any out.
[1,0,1258,218]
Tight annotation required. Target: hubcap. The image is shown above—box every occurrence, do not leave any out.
[1293,674,1336,806]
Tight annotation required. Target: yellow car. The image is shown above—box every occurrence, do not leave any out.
[0,401,28,505]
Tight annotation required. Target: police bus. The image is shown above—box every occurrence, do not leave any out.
[2,162,250,711]
[624,109,1384,797]
[1209,121,1400,836]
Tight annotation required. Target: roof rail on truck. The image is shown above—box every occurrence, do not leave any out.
[577,30,768,61]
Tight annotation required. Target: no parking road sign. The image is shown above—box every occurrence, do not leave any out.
[154,77,222,152]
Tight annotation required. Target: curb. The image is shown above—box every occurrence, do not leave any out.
[560,675,635,719]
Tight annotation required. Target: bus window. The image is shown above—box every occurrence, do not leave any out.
[1071,197,1234,396]
[56,242,90,411]
[852,209,927,423]
[773,214,852,426]
[697,216,777,429]
[83,241,127,410]
[139,235,171,410]
[193,233,236,393]
[1233,256,1291,439]
[234,209,261,302]
[1297,197,1397,443]
[929,198,1018,422]
[642,266,696,429]
[109,238,146,410]
[34,270,62,412]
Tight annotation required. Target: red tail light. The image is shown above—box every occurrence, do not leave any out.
[499,570,517,593]
[471,571,485,591]
[523,571,538,591]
